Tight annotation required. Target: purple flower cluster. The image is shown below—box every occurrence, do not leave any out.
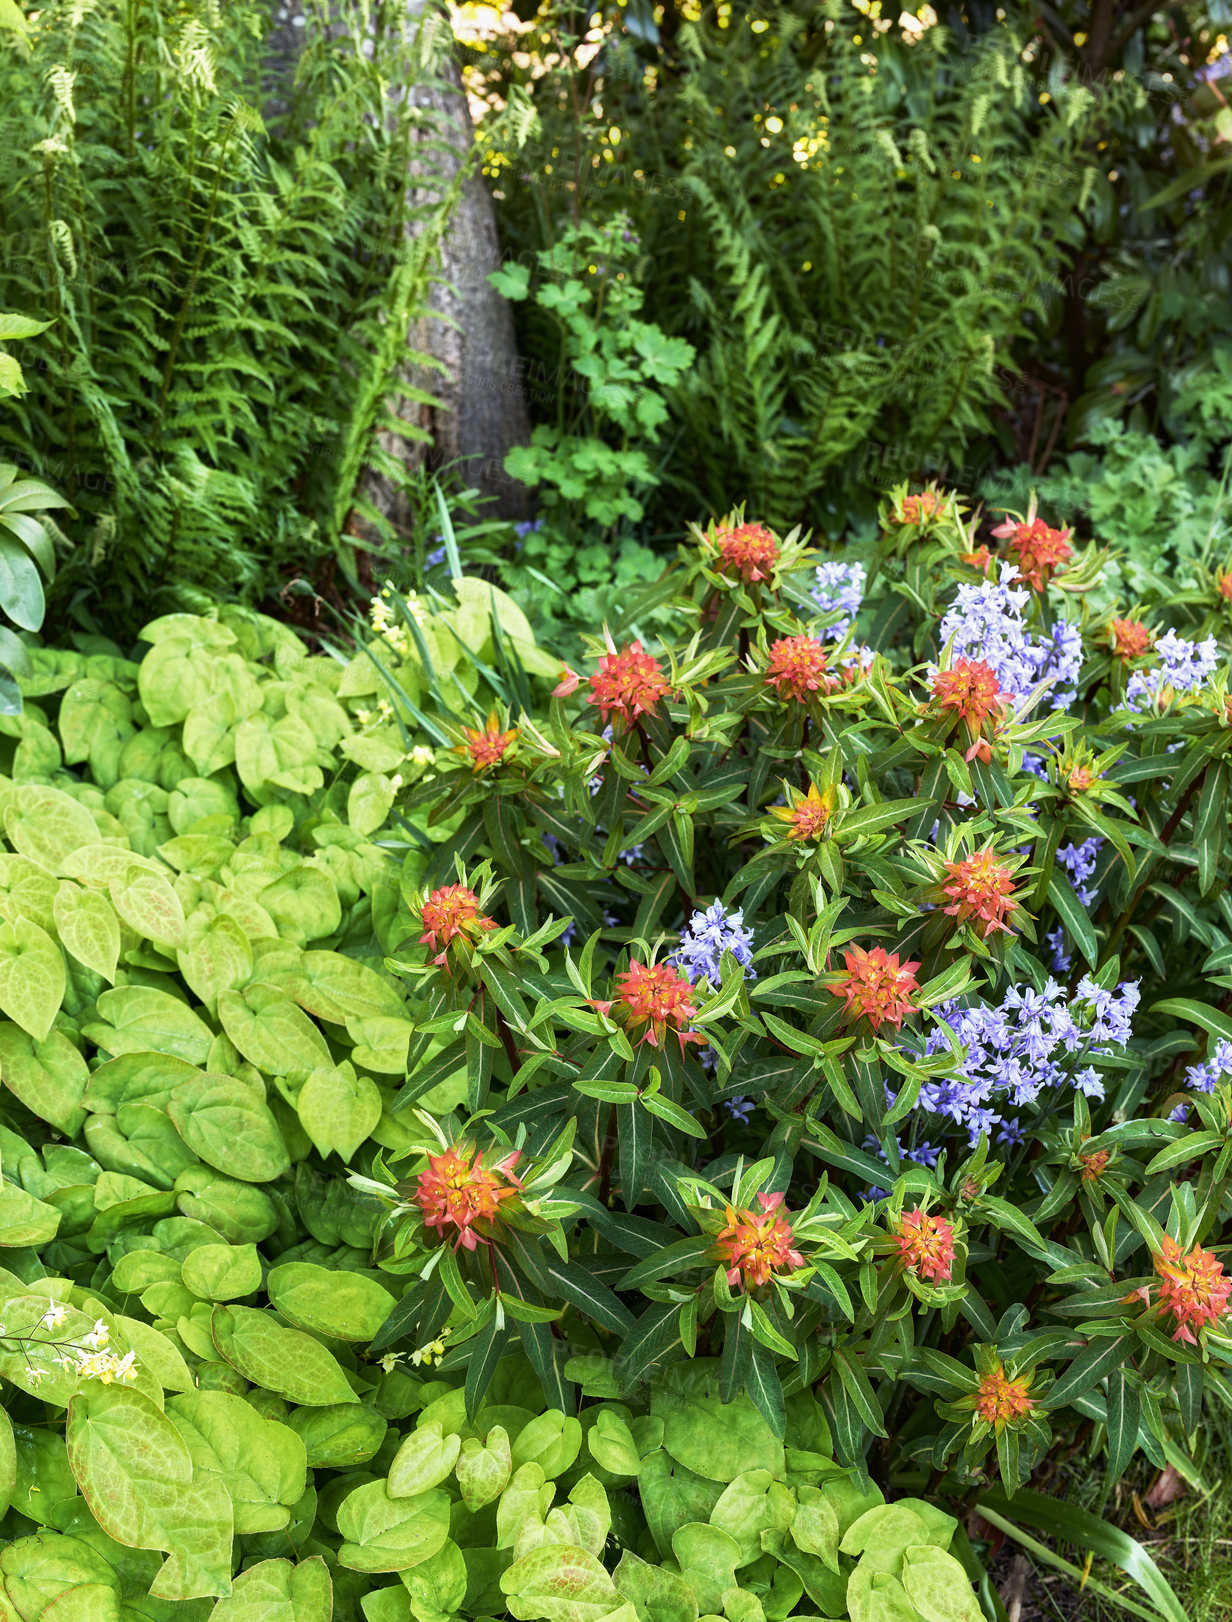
[1046,836,1104,967]
[1184,1038,1232,1094]
[919,976,1140,1145]
[1126,628,1220,710]
[810,560,866,641]
[938,566,1083,709]
[675,900,756,989]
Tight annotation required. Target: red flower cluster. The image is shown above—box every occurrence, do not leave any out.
[764,636,836,702]
[899,490,944,525]
[611,959,704,1049]
[770,783,835,843]
[418,884,496,967]
[714,1192,805,1290]
[1154,1235,1232,1345]
[715,522,779,583]
[990,514,1072,591]
[975,1362,1036,1430]
[929,659,1008,761]
[457,714,518,772]
[829,945,921,1032]
[413,1145,523,1250]
[1110,618,1152,661]
[893,1208,956,1284]
[940,847,1021,938]
[588,641,673,729]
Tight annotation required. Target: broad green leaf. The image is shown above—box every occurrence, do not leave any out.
[181,1242,263,1301]
[0,915,64,1040]
[167,1073,290,1183]
[5,784,97,869]
[207,1556,332,1622]
[286,1403,388,1468]
[210,1305,361,1406]
[267,1261,395,1341]
[388,1421,463,1497]
[53,881,120,980]
[166,1389,307,1534]
[0,1022,88,1133]
[296,1063,383,1161]
[109,866,187,949]
[217,984,332,1075]
[457,1424,512,1511]
[501,1543,622,1622]
[66,1382,233,1600]
[900,1544,982,1622]
[0,1181,60,1247]
[86,986,213,1065]
[335,1479,452,1572]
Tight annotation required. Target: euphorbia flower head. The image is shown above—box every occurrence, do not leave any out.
[1110,618,1152,661]
[770,781,836,843]
[929,659,1009,761]
[714,522,779,583]
[893,1208,956,1284]
[899,489,944,525]
[457,711,518,772]
[714,1192,805,1290]
[588,639,672,730]
[1153,1234,1232,1345]
[829,944,921,1032]
[990,506,1072,591]
[418,884,497,967]
[413,1144,523,1251]
[940,847,1021,938]
[764,635,836,702]
[974,1360,1036,1430]
[613,959,704,1050]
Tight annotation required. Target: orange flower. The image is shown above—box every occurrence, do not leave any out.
[769,782,836,843]
[1110,618,1152,661]
[899,490,944,525]
[1218,570,1232,602]
[457,712,518,772]
[1067,764,1096,794]
[714,522,779,583]
[418,884,497,967]
[1079,1148,1111,1182]
[929,659,1009,761]
[975,1362,1036,1430]
[714,1192,805,1290]
[959,545,994,574]
[552,663,581,696]
[990,514,1072,591]
[764,635,836,702]
[893,1208,955,1284]
[940,847,1021,938]
[1154,1235,1232,1346]
[614,959,704,1049]
[413,1145,523,1251]
[588,641,673,729]
[829,945,921,1032]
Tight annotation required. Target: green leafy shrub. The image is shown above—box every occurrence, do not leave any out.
[0,497,1218,1621]
[0,311,70,710]
[0,0,457,632]
[481,4,1113,531]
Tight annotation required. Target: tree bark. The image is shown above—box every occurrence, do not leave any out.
[263,2,531,529]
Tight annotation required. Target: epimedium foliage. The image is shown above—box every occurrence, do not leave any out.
[358,491,1232,1520]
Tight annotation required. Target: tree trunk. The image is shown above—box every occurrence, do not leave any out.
[263,3,531,530]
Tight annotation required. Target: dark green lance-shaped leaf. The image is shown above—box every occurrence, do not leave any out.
[747,1338,786,1437]
[832,1349,887,1438]
[1048,870,1097,968]
[1105,1371,1140,1486]
[465,1313,513,1416]
[615,1301,684,1391]
[618,1099,651,1211]
[1152,996,1232,1045]
[543,1257,634,1333]
[1045,1334,1135,1410]
[518,1315,575,1412]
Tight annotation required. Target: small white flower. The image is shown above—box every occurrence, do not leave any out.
[40,1298,68,1330]
[82,1319,110,1350]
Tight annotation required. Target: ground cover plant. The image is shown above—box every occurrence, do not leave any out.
[2,483,1230,1620]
